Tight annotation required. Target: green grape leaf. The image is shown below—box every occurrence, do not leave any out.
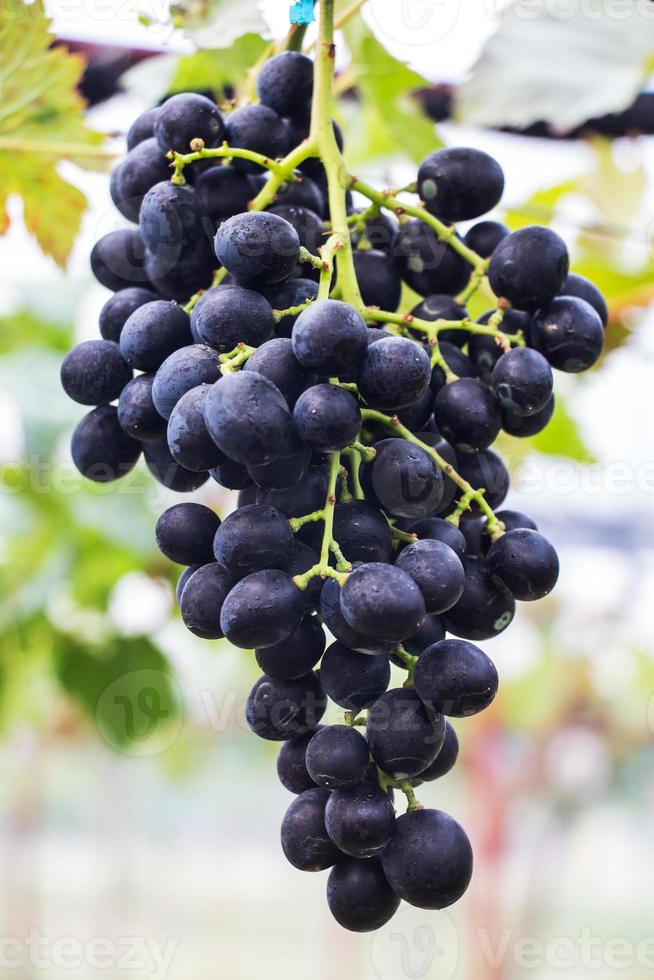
[458,0,654,130]
[171,0,269,49]
[530,395,594,464]
[342,22,441,165]
[170,34,269,99]
[0,0,108,266]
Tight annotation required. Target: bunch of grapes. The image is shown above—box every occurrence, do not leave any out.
[61,36,607,933]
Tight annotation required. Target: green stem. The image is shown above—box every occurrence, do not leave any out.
[292,452,351,588]
[350,177,487,273]
[343,448,365,499]
[219,343,256,374]
[310,0,363,310]
[170,142,287,183]
[360,409,505,539]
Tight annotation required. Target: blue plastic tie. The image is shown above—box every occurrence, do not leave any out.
[290,0,315,25]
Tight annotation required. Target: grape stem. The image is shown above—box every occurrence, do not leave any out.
[363,307,523,350]
[349,176,487,273]
[309,0,364,311]
[377,769,423,812]
[360,408,505,539]
[292,451,352,589]
[219,343,256,374]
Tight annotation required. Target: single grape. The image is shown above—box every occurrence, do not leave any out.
[293,384,361,452]
[257,464,329,518]
[530,296,604,373]
[90,230,148,292]
[210,458,252,490]
[280,787,341,871]
[257,51,313,119]
[191,285,274,353]
[381,808,473,909]
[213,503,294,578]
[486,527,559,601]
[352,250,403,312]
[442,556,515,641]
[110,138,170,222]
[396,539,465,614]
[214,212,300,288]
[320,641,391,711]
[243,337,316,407]
[325,781,395,857]
[491,347,553,417]
[203,370,294,465]
[363,438,444,520]
[396,221,471,297]
[495,509,538,532]
[194,166,258,227]
[247,444,311,490]
[142,436,209,491]
[560,272,608,327]
[126,106,161,150]
[99,287,157,343]
[407,516,466,558]
[412,720,459,784]
[455,448,510,510]
[224,104,288,174]
[503,395,554,437]
[366,687,445,778]
[154,92,225,153]
[71,405,141,482]
[144,240,215,302]
[255,615,326,680]
[488,226,569,310]
[306,725,370,790]
[341,563,426,642]
[119,300,192,373]
[176,563,202,605]
[320,579,394,656]
[332,501,393,565]
[117,374,166,442]
[220,569,306,648]
[403,614,446,656]
[61,340,132,406]
[417,147,504,222]
[463,220,509,257]
[155,502,220,565]
[292,300,368,377]
[167,384,224,471]
[357,336,431,410]
[396,387,435,431]
[434,378,501,452]
[152,344,222,420]
[327,858,400,933]
[139,181,202,254]
[414,638,499,716]
[277,728,322,794]
[247,671,326,740]
[179,562,235,638]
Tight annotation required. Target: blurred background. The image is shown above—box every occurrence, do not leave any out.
[2,0,654,977]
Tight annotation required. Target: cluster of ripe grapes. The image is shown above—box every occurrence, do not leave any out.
[60,50,608,932]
